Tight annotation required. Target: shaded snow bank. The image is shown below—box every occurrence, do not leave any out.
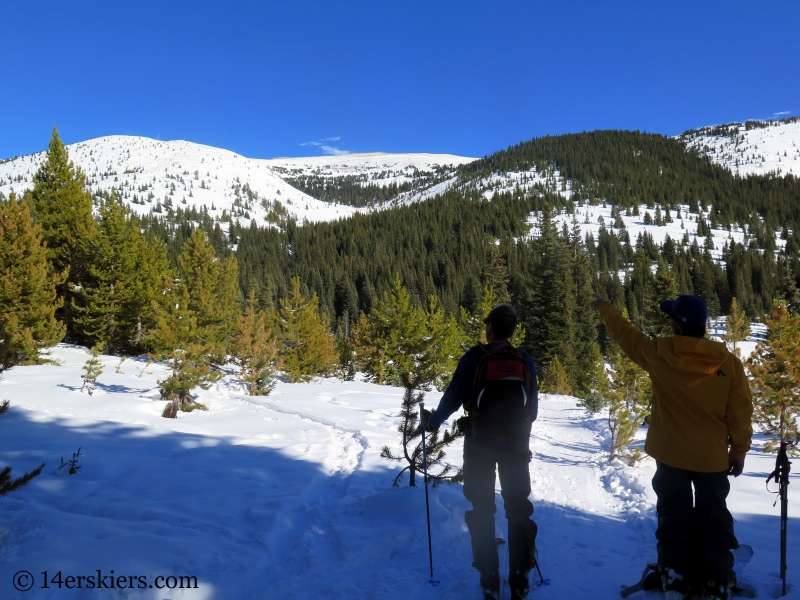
[0,346,796,599]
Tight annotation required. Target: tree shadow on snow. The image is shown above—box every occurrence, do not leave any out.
[0,407,669,600]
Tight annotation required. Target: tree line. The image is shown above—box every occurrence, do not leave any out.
[2,127,799,475]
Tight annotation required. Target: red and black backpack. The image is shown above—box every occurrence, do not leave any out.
[466,344,534,451]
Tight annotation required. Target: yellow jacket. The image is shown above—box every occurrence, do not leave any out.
[597,301,753,472]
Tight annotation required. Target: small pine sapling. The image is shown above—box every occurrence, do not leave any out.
[115,355,126,374]
[380,387,463,487]
[59,448,83,475]
[81,344,104,395]
[723,297,751,357]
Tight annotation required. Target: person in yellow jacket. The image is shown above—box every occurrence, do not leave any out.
[591,294,752,600]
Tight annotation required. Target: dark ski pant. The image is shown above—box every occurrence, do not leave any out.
[652,461,737,584]
[463,436,536,588]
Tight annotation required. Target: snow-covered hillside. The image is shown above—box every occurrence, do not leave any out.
[681,118,800,177]
[0,136,474,226]
[1,344,796,599]
[540,201,783,262]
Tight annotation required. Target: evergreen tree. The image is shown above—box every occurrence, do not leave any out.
[72,194,168,354]
[747,300,800,453]
[0,193,65,369]
[525,205,578,380]
[541,355,572,395]
[578,342,608,414]
[24,127,97,339]
[380,388,463,487]
[723,297,751,357]
[232,291,278,396]
[0,400,44,497]
[645,259,679,337]
[80,344,104,395]
[359,278,464,486]
[277,277,336,382]
[178,229,240,362]
[148,278,220,416]
[606,309,650,464]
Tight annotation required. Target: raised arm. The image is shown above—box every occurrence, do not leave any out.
[592,298,655,371]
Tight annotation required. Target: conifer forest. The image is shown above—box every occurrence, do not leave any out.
[2,124,800,425]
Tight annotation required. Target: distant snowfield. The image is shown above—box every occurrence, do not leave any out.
[681,119,800,177]
[1,345,796,599]
[0,136,475,227]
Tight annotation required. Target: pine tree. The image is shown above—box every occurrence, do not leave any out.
[356,277,432,388]
[277,278,336,382]
[24,127,98,339]
[0,193,65,369]
[423,294,464,391]
[72,194,168,354]
[359,278,464,486]
[232,291,278,395]
[606,309,650,464]
[178,229,240,362]
[380,388,463,487]
[645,259,679,337]
[541,355,572,395]
[747,300,800,453]
[525,204,578,380]
[148,278,220,416]
[723,297,751,357]
[578,342,608,414]
[0,400,44,496]
[81,344,104,395]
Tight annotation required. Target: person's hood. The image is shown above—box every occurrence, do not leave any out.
[658,336,730,374]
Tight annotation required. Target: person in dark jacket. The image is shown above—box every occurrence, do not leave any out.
[425,304,538,600]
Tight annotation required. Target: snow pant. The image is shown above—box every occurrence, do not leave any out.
[652,461,737,585]
[462,435,537,590]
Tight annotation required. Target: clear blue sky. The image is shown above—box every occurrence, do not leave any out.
[1,1,798,159]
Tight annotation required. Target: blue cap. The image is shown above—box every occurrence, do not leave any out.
[659,295,708,328]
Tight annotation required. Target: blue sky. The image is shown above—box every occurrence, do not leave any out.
[1,1,798,159]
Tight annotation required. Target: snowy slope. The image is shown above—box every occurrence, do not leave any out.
[0,137,474,226]
[540,200,781,262]
[681,118,800,177]
[1,344,797,599]
[267,152,475,184]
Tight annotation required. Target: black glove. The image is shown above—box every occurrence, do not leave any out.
[421,409,439,432]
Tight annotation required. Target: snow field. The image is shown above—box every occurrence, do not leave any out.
[0,137,475,227]
[682,120,800,177]
[1,345,798,599]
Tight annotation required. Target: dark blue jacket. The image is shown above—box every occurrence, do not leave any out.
[428,342,538,429]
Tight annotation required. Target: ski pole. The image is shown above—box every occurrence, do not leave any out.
[767,440,792,597]
[419,402,438,585]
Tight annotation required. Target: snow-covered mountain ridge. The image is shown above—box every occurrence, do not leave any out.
[0,135,476,227]
[680,117,800,177]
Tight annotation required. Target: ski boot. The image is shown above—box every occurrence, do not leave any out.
[700,579,732,600]
[661,567,690,600]
[480,569,500,600]
[509,568,530,600]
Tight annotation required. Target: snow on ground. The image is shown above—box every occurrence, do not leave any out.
[681,119,800,178]
[1,345,797,599]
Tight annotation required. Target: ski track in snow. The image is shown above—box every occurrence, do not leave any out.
[1,345,798,599]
